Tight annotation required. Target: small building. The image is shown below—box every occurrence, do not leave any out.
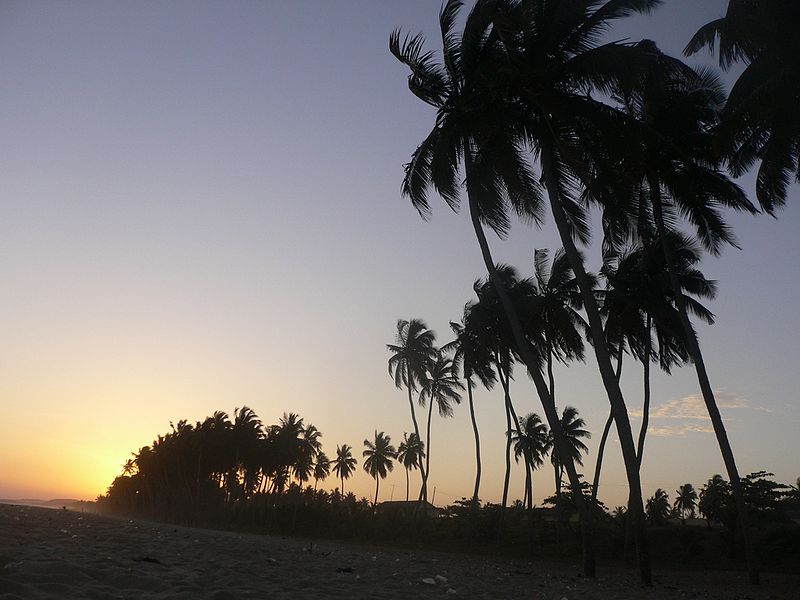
[377,500,441,517]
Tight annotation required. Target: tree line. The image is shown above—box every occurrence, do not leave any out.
[389,0,798,586]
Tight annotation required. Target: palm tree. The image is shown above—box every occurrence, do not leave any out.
[363,431,397,508]
[469,270,533,513]
[391,2,653,580]
[332,444,357,495]
[396,433,424,502]
[445,313,496,506]
[687,0,800,213]
[312,452,330,492]
[674,483,698,523]
[419,351,464,487]
[387,318,436,501]
[121,458,137,476]
[511,413,551,509]
[646,489,671,525]
[550,406,591,513]
[592,239,701,500]
[603,43,759,583]
[532,248,588,401]
[493,3,669,583]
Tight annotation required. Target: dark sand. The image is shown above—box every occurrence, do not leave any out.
[0,503,797,599]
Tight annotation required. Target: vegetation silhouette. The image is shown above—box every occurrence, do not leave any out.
[389,0,797,585]
[93,0,799,588]
[98,406,800,577]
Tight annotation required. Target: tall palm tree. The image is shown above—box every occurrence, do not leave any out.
[687,0,800,214]
[469,270,534,513]
[363,431,397,508]
[492,3,670,583]
[396,432,424,502]
[602,43,759,583]
[332,444,357,495]
[592,239,699,499]
[511,413,551,509]
[419,351,464,486]
[387,318,437,501]
[313,452,330,492]
[391,2,654,579]
[533,248,588,400]
[550,406,591,511]
[674,483,698,523]
[445,313,497,506]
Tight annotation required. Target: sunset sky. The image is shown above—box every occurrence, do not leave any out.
[1,0,797,508]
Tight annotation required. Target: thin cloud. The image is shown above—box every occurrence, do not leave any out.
[648,423,714,437]
[631,390,772,422]
[630,390,774,437]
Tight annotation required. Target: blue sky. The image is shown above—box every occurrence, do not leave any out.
[0,0,797,506]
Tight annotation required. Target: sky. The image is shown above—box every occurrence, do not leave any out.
[0,0,797,508]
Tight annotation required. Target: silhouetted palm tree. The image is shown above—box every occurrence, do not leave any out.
[604,43,759,583]
[387,318,436,501]
[687,0,800,213]
[494,4,666,582]
[445,314,496,506]
[675,483,698,523]
[646,489,671,525]
[551,406,591,512]
[419,351,464,486]
[396,432,424,502]
[363,431,397,508]
[313,452,330,492]
[333,444,357,496]
[469,268,537,513]
[592,239,702,498]
[391,3,656,578]
[511,413,551,509]
[121,458,136,476]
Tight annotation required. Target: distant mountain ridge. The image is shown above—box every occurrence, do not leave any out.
[0,498,87,509]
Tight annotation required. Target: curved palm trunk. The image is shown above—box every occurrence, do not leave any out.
[506,390,533,510]
[405,467,410,502]
[541,138,649,585]
[374,476,380,509]
[405,363,428,503]
[636,315,653,466]
[467,378,482,505]
[498,366,514,511]
[465,168,595,578]
[425,396,434,493]
[592,351,624,502]
[650,185,758,585]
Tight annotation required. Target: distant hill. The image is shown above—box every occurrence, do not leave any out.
[0,498,89,510]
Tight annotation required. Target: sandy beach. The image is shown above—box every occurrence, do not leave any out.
[0,504,796,599]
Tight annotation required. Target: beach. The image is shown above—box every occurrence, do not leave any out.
[0,503,796,599]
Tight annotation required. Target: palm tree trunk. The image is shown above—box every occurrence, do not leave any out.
[406,363,428,503]
[465,166,595,578]
[650,183,758,585]
[499,366,513,511]
[467,378,482,505]
[636,315,652,466]
[374,476,380,509]
[540,137,649,585]
[425,395,434,492]
[592,350,624,503]
[405,467,410,502]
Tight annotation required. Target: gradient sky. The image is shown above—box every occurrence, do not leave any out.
[1,0,797,507]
